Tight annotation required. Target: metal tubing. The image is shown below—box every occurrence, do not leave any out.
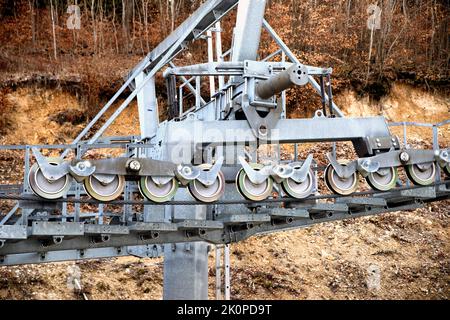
[61,69,147,157]
[88,20,194,144]
[224,244,230,300]
[164,117,391,146]
[170,62,206,105]
[262,19,345,117]
[0,203,19,225]
[231,0,267,62]
[136,74,159,139]
[215,21,225,90]
[207,30,216,97]
[215,245,222,300]
[256,63,307,99]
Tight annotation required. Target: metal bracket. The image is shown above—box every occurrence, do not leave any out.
[197,157,224,186]
[69,160,96,182]
[436,149,450,168]
[270,164,294,184]
[192,29,203,39]
[175,157,224,186]
[31,148,69,180]
[326,153,357,179]
[92,174,116,185]
[237,157,272,184]
[357,158,381,177]
[212,10,224,20]
[238,155,314,184]
[356,149,441,175]
[241,93,282,140]
[176,164,201,185]
[290,154,314,183]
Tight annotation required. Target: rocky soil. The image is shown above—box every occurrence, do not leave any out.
[0,83,449,300]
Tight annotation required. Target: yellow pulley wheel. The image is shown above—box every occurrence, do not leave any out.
[366,167,398,192]
[139,176,178,203]
[324,161,359,196]
[405,162,436,186]
[28,158,72,200]
[188,164,225,203]
[236,163,273,201]
[281,169,315,199]
[444,163,450,177]
[84,174,125,202]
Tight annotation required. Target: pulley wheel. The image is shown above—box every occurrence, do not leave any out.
[236,163,273,201]
[442,163,450,177]
[366,167,398,192]
[188,164,225,203]
[281,169,315,199]
[84,174,125,202]
[405,162,436,186]
[139,176,178,203]
[324,162,359,196]
[28,158,72,200]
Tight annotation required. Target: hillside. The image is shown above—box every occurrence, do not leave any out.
[0,83,448,300]
[0,0,449,300]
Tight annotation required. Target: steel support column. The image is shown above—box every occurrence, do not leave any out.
[135,73,159,140]
[163,189,209,300]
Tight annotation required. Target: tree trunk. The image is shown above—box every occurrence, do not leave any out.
[50,0,58,60]
[28,0,36,48]
[122,0,133,53]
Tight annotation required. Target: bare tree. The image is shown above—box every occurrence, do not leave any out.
[50,0,58,60]
[28,0,36,48]
[122,0,133,53]
[91,0,97,54]
[112,0,120,54]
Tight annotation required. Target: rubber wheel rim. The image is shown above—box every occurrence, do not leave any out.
[366,167,398,192]
[187,164,225,203]
[236,163,273,201]
[28,158,72,200]
[443,164,450,177]
[405,162,436,186]
[139,176,178,203]
[324,162,359,196]
[84,174,125,202]
[281,170,315,199]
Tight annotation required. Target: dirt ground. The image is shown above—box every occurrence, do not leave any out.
[0,83,449,300]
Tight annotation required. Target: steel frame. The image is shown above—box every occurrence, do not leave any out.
[0,120,449,265]
[0,1,448,304]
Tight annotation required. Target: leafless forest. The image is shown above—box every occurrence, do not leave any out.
[0,0,449,300]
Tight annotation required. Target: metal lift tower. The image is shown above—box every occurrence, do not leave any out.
[0,0,449,300]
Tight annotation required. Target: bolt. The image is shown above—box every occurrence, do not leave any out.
[377,143,382,147]
[399,152,410,163]
[183,166,192,175]
[127,159,141,172]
